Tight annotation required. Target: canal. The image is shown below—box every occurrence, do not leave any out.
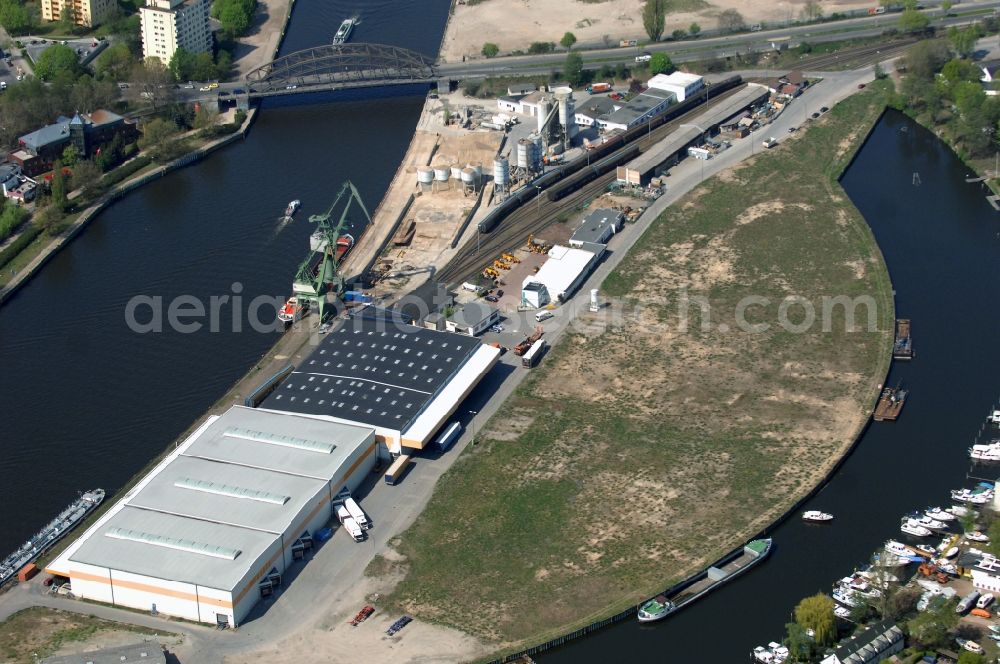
[541,110,1000,660]
[0,0,449,554]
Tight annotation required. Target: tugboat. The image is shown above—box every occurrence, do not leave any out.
[893,319,913,360]
[333,17,355,44]
[637,594,675,622]
[873,384,907,422]
[285,199,300,219]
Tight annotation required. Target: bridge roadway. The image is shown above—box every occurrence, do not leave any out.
[165,0,999,103]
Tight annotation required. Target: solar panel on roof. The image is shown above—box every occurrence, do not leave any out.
[105,527,242,560]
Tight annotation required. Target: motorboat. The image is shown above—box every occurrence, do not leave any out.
[967,531,991,543]
[753,646,774,664]
[908,514,948,531]
[332,17,355,44]
[833,605,852,620]
[970,443,1000,461]
[885,540,915,557]
[943,546,960,559]
[915,544,937,556]
[952,488,993,504]
[832,589,862,608]
[901,519,932,537]
[925,507,956,522]
[802,510,834,523]
[285,199,300,218]
[839,576,881,599]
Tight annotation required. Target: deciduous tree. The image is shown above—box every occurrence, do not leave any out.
[138,117,178,159]
[648,52,673,75]
[560,32,577,50]
[49,159,67,210]
[563,51,584,87]
[0,0,34,35]
[793,593,835,645]
[908,597,959,648]
[689,22,701,36]
[35,44,82,81]
[899,7,930,33]
[717,9,746,34]
[802,0,823,20]
[70,159,102,194]
[481,42,499,58]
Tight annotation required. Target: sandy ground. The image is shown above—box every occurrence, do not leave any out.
[439,0,879,62]
[231,0,293,77]
[228,569,487,664]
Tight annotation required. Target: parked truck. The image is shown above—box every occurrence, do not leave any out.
[762,137,778,149]
[513,326,544,356]
[521,339,546,368]
[587,82,612,94]
[343,496,371,530]
[337,505,365,542]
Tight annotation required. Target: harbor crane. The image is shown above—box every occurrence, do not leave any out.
[291,180,372,321]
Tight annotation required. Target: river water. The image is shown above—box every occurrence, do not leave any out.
[542,110,1000,660]
[0,0,449,554]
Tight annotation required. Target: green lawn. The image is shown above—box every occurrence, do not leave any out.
[376,81,895,654]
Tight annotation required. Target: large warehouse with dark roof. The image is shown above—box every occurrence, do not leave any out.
[262,316,500,453]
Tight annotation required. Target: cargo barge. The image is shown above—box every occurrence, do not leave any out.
[893,319,913,360]
[873,385,907,422]
[0,488,105,586]
[636,538,772,622]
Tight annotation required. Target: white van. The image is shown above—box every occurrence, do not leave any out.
[462,282,479,292]
[535,310,554,322]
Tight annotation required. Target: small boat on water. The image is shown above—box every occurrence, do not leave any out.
[885,540,917,558]
[277,296,307,323]
[802,510,833,523]
[874,385,907,422]
[970,441,1000,462]
[901,519,932,537]
[893,318,913,360]
[832,588,862,608]
[926,507,956,522]
[333,17,355,44]
[752,643,789,663]
[285,199,300,218]
[952,487,994,504]
[833,605,853,620]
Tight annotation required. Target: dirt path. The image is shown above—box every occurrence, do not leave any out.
[439,0,879,63]
[231,0,293,77]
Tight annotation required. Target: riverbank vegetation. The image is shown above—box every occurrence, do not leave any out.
[372,82,894,653]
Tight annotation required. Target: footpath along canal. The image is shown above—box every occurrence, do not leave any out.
[0,0,450,555]
[540,109,1000,661]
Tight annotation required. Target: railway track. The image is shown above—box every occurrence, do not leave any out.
[436,87,748,286]
[792,38,917,71]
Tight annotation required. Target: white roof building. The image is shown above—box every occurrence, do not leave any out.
[521,244,603,307]
[647,72,705,102]
[47,407,378,628]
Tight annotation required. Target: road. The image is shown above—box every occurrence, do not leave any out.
[0,61,883,662]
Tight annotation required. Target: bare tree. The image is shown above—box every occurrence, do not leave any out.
[717,9,746,33]
[129,59,176,109]
[801,0,823,20]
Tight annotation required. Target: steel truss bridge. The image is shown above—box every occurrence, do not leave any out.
[244,43,438,97]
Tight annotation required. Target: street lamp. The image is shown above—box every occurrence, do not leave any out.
[469,409,478,444]
[534,185,542,212]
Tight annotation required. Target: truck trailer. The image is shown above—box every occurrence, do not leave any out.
[343,496,371,530]
[337,505,365,542]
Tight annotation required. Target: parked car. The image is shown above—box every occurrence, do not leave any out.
[233,88,246,94]
[199,85,212,91]
[787,126,796,133]
[182,82,194,89]
[811,112,820,119]
[485,295,499,303]
[635,52,652,63]
[208,82,219,90]
[820,106,829,113]
[285,84,298,90]
[490,324,504,333]
[858,83,866,89]
[496,289,504,297]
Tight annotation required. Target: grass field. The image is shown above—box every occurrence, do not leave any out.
[0,607,170,663]
[375,82,895,652]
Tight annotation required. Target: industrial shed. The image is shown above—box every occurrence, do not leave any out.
[569,208,623,247]
[47,407,377,628]
[616,84,770,186]
[262,317,500,453]
[521,244,603,308]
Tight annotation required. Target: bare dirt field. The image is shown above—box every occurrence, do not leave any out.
[439,0,879,62]
[375,84,894,655]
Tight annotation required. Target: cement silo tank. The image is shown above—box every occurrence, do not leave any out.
[450,164,463,179]
[460,167,477,185]
[493,157,510,187]
[516,139,531,169]
[467,162,483,179]
[434,167,450,182]
[416,167,434,184]
[537,97,551,133]
[554,86,577,142]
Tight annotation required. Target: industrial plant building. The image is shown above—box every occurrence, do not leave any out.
[446,302,500,336]
[521,244,604,308]
[599,88,676,132]
[262,317,501,453]
[569,208,624,248]
[647,72,705,102]
[46,407,377,628]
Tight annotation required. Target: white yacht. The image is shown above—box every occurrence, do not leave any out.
[901,519,932,537]
[909,514,948,531]
[925,507,956,522]
[832,588,862,607]
[967,531,991,543]
[802,510,834,523]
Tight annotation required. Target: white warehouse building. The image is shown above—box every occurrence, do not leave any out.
[47,407,377,628]
[521,244,604,308]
